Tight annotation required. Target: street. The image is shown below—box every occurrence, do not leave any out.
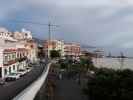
[34,69,88,100]
[0,62,46,100]
[53,77,87,100]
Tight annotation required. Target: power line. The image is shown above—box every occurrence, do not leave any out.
[10,20,48,26]
[9,20,59,40]
[47,21,59,41]
[10,20,59,58]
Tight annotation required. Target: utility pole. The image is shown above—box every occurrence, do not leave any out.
[48,23,51,41]
[48,22,51,59]
[11,20,59,59]
[47,22,59,59]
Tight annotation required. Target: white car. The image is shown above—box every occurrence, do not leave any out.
[89,71,95,74]
[17,69,27,76]
[5,73,21,81]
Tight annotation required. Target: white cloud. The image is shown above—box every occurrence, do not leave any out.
[0,0,133,50]
[122,41,133,48]
[17,0,132,7]
[0,1,23,20]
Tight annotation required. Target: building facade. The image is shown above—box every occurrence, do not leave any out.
[0,27,37,78]
[64,43,81,59]
[1,48,17,78]
[24,40,38,63]
[13,28,32,40]
[43,39,81,59]
[13,28,37,63]
[0,47,28,78]
[43,40,64,57]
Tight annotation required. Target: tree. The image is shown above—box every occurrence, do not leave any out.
[80,56,95,71]
[83,68,133,100]
[50,50,61,59]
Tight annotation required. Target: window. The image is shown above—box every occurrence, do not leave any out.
[13,65,15,70]
[17,53,19,58]
[8,54,11,61]
[4,55,8,62]
[23,52,25,57]
[4,69,7,75]
[9,67,11,74]
[12,53,16,59]
[20,53,22,58]
[25,33,28,36]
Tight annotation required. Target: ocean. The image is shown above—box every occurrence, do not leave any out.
[93,58,133,70]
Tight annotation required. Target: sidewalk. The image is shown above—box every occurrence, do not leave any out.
[54,77,87,100]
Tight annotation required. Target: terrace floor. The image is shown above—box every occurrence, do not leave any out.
[54,77,87,100]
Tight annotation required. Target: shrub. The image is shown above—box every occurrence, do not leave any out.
[84,68,133,100]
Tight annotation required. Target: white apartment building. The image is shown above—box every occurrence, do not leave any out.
[0,40,28,78]
[24,40,38,63]
[0,28,16,42]
[21,28,32,39]
[64,43,81,59]
[44,40,64,57]
[13,28,37,63]
[0,47,18,78]
[43,39,81,59]
[13,28,32,40]
[0,27,36,78]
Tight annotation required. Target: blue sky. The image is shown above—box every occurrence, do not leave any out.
[1,0,133,55]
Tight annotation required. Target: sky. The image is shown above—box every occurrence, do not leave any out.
[1,0,133,56]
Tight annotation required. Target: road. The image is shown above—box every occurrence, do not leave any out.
[34,72,88,100]
[0,62,47,100]
[54,78,87,100]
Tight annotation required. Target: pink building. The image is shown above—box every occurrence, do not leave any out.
[0,47,28,78]
[64,43,81,59]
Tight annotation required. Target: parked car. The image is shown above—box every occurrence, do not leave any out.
[17,69,27,76]
[5,73,21,81]
[26,67,32,72]
[28,64,32,67]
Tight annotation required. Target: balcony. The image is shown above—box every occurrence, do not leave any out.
[17,57,27,62]
[4,60,17,66]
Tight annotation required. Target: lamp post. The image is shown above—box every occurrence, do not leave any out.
[47,22,59,60]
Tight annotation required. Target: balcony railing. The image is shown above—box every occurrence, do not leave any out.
[16,57,27,62]
[4,57,28,66]
[3,59,17,66]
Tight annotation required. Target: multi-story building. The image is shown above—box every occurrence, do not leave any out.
[81,50,97,58]
[43,39,81,59]
[0,42,28,78]
[13,28,32,40]
[93,49,105,58]
[13,28,37,63]
[43,40,64,57]
[0,27,37,78]
[64,43,81,59]
[16,48,28,70]
[21,28,32,39]
[38,44,45,58]
[24,40,38,63]
[1,48,18,78]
